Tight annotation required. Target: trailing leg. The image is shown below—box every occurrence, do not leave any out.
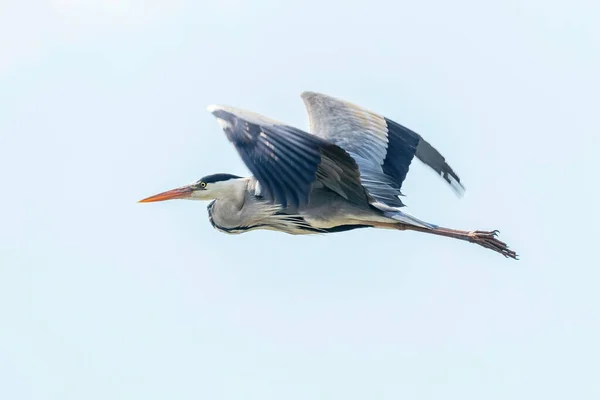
[372,222,518,259]
[404,225,518,259]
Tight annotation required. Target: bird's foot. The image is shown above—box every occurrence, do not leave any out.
[467,230,518,260]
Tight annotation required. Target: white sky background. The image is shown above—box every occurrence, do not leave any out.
[1,0,599,399]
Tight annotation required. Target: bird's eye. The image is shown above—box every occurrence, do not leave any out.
[199,181,207,188]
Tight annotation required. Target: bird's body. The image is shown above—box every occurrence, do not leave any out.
[205,176,397,235]
[140,91,517,259]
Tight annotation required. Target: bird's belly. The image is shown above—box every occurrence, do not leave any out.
[300,200,383,229]
[299,199,396,233]
[302,216,369,229]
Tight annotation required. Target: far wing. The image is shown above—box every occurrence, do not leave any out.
[207,105,369,209]
[301,91,465,203]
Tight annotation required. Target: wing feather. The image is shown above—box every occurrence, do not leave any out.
[207,105,369,208]
[301,91,466,208]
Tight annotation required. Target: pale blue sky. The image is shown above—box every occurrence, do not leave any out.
[1,0,599,399]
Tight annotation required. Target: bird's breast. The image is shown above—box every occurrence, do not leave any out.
[206,199,263,234]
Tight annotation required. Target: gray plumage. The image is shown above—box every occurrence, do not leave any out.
[140,91,517,259]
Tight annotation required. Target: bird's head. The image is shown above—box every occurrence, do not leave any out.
[138,173,242,203]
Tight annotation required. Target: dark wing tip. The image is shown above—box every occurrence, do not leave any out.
[444,167,466,197]
[413,136,466,197]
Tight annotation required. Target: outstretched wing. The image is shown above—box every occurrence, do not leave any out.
[301,91,465,207]
[207,105,369,209]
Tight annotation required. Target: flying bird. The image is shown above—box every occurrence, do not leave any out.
[139,91,517,259]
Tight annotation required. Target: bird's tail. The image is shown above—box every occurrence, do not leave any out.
[372,202,437,229]
[384,210,438,229]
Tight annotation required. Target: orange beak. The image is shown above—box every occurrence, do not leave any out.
[138,185,194,203]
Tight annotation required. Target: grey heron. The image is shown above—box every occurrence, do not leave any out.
[139,91,517,259]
